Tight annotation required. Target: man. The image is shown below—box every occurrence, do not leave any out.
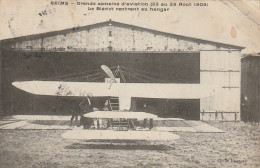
[79,93,94,129]
[70,109,80,126]
[143,104,148,128]
[102,99,110,111]
[241,95,249,122]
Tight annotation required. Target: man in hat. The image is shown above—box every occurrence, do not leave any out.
[79,93,94,129]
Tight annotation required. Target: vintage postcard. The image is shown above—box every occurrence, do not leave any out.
[0,0,259,167]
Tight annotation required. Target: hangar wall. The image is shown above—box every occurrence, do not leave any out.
[200,50,241,121]
[5,21,232,52]
[1,20,243,120]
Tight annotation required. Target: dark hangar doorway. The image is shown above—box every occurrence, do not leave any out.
[2,51,200,116]
[132,98,200,120]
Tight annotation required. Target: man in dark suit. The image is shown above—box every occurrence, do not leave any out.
[79,93,94,129]
[70,110,80,126]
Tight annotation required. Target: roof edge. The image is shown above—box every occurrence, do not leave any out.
[1,19,245,50]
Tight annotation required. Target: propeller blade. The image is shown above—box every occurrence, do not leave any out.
[101,65,116,83]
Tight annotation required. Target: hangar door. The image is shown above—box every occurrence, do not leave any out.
[2,51,200,119]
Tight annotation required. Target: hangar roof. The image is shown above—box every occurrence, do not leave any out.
[1,20,245,50]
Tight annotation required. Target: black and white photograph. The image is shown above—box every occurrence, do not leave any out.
[0,0,259,167]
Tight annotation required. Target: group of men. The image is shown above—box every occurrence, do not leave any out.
[70,95,153,129]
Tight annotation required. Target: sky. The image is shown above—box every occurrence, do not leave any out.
[0,0,259,54]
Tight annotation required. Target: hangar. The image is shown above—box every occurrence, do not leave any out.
[0,20,244,121]
[241,55,260,122]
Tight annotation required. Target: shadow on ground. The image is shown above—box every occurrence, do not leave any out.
[65,142,172,150]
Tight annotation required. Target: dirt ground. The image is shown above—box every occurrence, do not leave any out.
[0,121,259,168]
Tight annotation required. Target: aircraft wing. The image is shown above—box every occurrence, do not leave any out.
[84,111,158,119]
[12,81,220,99]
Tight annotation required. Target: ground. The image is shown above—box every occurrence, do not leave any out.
[0,121,259,168]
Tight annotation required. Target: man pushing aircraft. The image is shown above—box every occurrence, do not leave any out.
[79,93,94,129]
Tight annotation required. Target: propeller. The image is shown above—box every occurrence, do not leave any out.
[101,65,116,89]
